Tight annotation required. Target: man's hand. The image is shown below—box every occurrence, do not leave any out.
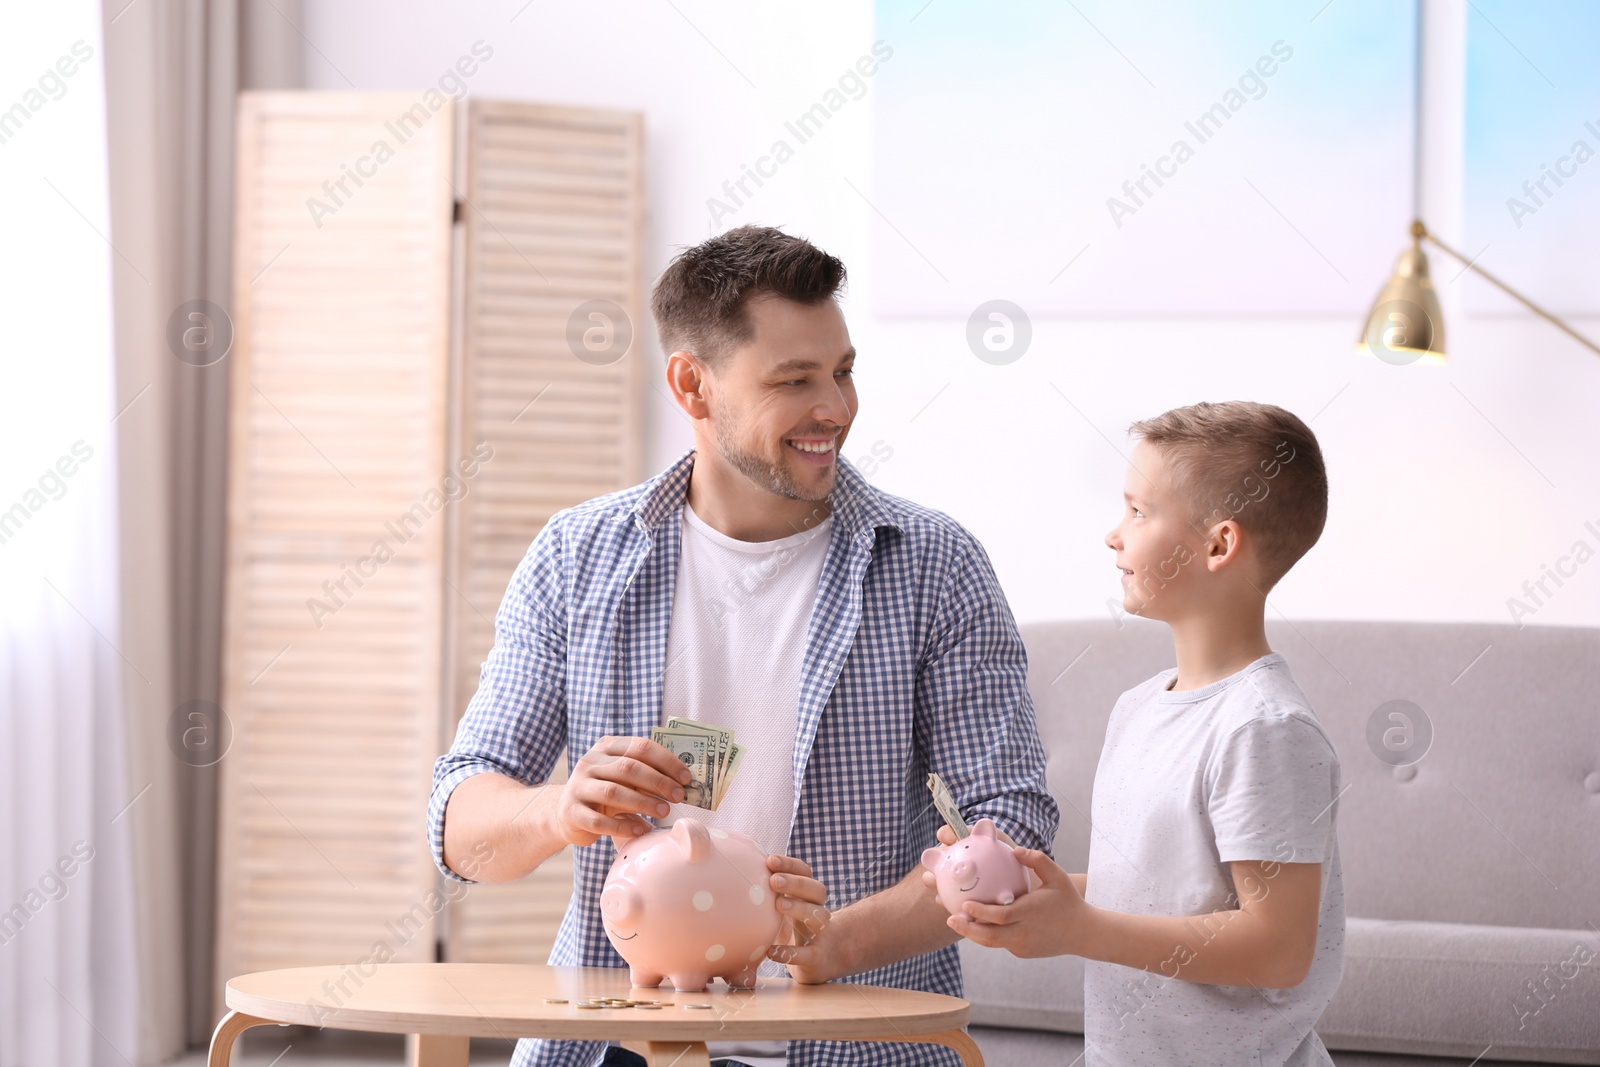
[762,854,845,984]
[553,735,691,847]
[947,847,1087,958]
[918,823,967,892]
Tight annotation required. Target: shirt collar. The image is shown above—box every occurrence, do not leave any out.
[633,448,904,540]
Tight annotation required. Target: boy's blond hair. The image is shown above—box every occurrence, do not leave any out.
[1130,401,1327,590]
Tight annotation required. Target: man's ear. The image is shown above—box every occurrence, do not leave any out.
[665,351,710,420]
[1205,519,1245,574]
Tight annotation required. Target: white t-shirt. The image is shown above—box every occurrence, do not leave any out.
[659,500,833,854]
[1083,652,1345,1066]
[657,500,834,1067]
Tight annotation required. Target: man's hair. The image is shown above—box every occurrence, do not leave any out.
[649,225,847,370]
[1129,401,1328,590]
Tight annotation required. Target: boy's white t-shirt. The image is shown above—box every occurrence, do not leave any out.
[1083,652,1345,1066]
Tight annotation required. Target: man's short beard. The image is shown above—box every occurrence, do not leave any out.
[711,409,832,503]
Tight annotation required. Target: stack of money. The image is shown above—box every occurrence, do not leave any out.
[650,717,745,811]
[926,772,970,839]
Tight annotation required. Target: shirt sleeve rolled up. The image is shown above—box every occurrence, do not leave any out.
[427,515,571,883]
[914,530,1060,856]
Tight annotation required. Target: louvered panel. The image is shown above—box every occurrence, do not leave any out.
[445,847,576,965]
[442,99,644,964]
[216,93,455,1013]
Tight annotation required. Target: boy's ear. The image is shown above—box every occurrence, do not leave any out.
[1205,519,1245,573]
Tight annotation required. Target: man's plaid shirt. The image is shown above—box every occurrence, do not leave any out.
[428,450,1059,1067]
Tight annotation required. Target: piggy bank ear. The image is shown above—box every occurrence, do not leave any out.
[921,847,943,872]
[972,818,997,840]
[670,817,712,863]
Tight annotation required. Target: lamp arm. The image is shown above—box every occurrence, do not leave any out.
[1418,225,1600,358]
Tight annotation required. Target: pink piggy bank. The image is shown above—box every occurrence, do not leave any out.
[921,818,1031,915]
[600,818,781,991]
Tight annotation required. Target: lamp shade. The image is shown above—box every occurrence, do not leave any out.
[1358,236,1446,365]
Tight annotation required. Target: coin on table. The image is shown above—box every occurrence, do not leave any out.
[683,1003,713,1010]
[543,998,568,1004]
[575,1004,603,1010]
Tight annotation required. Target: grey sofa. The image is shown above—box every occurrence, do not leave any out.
[961,619,1600,1065]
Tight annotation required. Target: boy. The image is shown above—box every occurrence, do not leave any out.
[939,401,1344,1064]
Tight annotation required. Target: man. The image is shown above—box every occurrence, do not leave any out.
[428,224,1058,1067]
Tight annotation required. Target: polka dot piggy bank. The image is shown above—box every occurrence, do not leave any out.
[600,818,780,991]
[921,818,1031,915]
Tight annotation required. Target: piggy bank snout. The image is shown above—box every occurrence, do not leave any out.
[923,820,1032,915]
[600,884,640,934]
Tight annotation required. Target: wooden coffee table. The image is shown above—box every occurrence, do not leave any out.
[211,963,983,1066]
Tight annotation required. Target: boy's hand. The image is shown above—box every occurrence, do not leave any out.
[947,848,1089,959]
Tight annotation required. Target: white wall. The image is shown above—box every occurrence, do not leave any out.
[299,0,1599,629]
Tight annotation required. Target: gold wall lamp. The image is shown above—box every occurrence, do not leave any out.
[1359,219,1600,365]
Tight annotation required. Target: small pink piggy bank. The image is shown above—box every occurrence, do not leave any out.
[921,818,1031,915]
[600,818,780,991]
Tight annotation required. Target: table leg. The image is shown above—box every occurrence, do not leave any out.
[407,1033,471,1067]
[871,1030,986,1067]
[206,1010,272,1067]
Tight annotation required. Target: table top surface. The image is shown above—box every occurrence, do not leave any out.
[226,964,970,1042]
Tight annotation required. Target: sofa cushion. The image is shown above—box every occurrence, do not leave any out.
[961,920,1600,1064]
[1020,619,1600,932]
[968,1025,1086,1067]
[959,938,1085,1033]
[966,1026,1536,1067]
[1319,918,1600,1063]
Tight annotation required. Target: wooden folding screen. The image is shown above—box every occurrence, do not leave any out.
[217,93,644,1001]
[441,101,645,962]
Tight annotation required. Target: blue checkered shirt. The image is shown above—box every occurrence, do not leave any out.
[428,450,1059,1067]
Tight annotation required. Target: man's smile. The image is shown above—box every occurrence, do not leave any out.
[786,432,840,464]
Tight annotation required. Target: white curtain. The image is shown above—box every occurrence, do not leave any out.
[0,2,143,1065]
[97,0,304,1057]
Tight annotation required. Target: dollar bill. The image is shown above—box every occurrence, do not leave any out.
[653,717,745,811]
[715,742,745,809]
[926,772,970,839]
[666,716,733,784]
[651,728,715,809]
